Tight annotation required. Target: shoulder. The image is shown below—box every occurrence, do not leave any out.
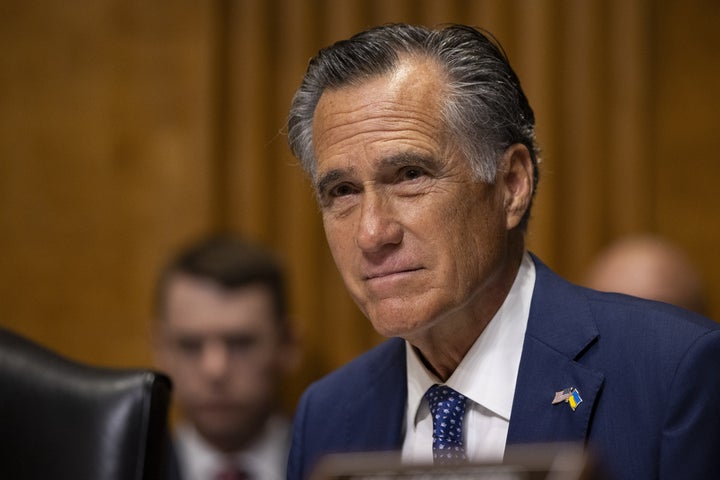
[530,253,720,363]
[586,288,720,367]
[529,255,720,367]
[585,286,717,334]
[301,337,406,403]
[532,252,718,334]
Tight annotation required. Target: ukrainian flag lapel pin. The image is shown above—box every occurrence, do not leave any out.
[552,387,583,411]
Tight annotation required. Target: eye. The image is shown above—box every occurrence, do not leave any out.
[398,166,427,182]
[225,334,257,353]
[329,182,358,197]
[176,337,202,356]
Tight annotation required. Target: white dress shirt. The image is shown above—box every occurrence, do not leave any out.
[402,252,535,464]
[174,416,291,480]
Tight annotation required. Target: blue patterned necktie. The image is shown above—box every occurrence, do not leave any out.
[424,384,468,465]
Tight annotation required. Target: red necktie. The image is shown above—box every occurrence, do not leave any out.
[215,466,249,480]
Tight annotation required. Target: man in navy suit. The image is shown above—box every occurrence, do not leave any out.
[285,23,720,479]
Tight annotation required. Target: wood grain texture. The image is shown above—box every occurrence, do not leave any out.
[1,0,718,411]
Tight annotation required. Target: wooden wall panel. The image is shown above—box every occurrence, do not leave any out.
[605,0,652,234]
[224,0,273,237]
[653,0,720,319]
[513,0,560,266]
[2,0,719,413]
[0,1,217,365]
[553,0,610,276]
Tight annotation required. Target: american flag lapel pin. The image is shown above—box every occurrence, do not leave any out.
[552,387,583,411]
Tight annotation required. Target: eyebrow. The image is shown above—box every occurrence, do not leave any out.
[315,152,439,195]
[316,168,351,196]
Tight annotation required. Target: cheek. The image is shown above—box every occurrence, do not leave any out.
[166,368,200,403]
[232,364,282,401]
[324,218,356,266]
[442,191,507,268]
[156,350,186,383]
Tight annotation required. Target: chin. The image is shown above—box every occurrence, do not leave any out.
[196,417,242,437]
[366,297,453,340]
[369,315,429,339]
[194,407,245,426]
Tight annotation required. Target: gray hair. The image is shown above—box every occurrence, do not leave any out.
[287,23,540,226]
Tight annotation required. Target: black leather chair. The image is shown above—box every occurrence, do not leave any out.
[0,327,172,480]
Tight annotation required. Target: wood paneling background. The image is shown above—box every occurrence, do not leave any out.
[2,0,719,411]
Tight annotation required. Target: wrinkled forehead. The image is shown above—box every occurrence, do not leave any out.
[312,57,449,150]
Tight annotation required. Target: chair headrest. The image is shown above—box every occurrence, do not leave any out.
[0,327,172,480]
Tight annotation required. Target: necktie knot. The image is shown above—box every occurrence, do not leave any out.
[424,384,468,465]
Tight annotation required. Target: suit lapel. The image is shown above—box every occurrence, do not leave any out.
[507,255,605,446]
[507,336,604,444]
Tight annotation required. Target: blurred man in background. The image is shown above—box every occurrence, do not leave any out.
[584,234,708,315]
[153,235,296,480]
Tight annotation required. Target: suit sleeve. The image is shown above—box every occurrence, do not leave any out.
[660,329,720,478]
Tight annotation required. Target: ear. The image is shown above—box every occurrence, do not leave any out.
[499,144,534,230]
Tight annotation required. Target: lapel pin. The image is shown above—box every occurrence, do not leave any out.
[552,387,583,411]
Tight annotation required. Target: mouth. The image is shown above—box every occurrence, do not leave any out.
[196,401,239,412]
[364,267,422,281]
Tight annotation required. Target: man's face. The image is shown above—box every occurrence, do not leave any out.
[312,58,519,343]
[154,274,290,450]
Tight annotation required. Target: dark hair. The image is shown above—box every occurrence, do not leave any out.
[287,23,539,229]
[155,235,288,331]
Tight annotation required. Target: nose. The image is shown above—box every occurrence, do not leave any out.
[355,190,403,253]
[200,340,229,380]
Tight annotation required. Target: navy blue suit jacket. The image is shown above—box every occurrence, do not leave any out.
[287,255,720,479]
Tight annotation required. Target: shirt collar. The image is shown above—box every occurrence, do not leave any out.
[406,252,535,422]
[175,416,290,480]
